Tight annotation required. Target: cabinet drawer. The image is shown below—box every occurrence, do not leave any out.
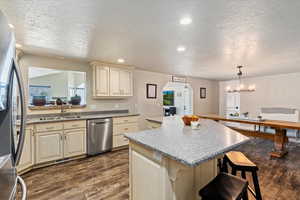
[113,123,138,135]
[113,135,129,148]
[64,120,86,129]
[35,122,63,132]
[113,116,139,124]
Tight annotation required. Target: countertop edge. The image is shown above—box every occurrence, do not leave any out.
[145,118,163,124]
[125,135,252,167]
[24,113,140,125]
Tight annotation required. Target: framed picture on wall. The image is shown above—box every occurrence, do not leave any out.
[146,84,157,99]
[200,87,206,99]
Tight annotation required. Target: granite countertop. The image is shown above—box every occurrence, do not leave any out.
[20,110,139,125]
[125,116,250,167]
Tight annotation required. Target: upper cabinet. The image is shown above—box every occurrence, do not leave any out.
[93,65,110,96]
[91,62,133,98]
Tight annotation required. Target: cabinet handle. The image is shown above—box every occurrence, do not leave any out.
[46,127,54,130]
[124,128,129,131]
[60,135,63,140]
[65,135,67,140]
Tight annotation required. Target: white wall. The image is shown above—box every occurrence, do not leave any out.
[19,53,219,117]
[219,72,300,118]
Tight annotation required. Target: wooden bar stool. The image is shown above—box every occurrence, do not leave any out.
[222,151,262,200]
[199,172,249,200]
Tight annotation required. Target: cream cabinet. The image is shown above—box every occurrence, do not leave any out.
[131,150,163,200]
[64,129,86,158]
[91,62,133,98]
[113,116,139,148]
[129,142,218,200]
[17,127,34,172]
[93,65,110,96]
[35,131,64,163]
[110,67,121,96]
[110,67,133,96]
[35,120,87,164]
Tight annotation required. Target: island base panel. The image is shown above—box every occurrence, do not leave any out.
[129,142,218,200]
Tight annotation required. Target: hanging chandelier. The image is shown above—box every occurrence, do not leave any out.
[226,66,256,93]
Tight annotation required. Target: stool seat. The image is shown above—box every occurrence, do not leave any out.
[226,151,258,170]
[199,173,248,200]
[223,151,262,200]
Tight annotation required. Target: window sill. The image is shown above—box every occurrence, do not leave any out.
[28,104,87,110]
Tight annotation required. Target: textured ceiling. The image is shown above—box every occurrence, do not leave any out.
[1,0,300,80]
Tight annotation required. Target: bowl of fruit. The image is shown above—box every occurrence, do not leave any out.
[182,115,200,126]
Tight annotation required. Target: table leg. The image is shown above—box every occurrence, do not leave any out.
[270,128,288,158]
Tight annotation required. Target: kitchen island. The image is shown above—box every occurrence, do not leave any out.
[125,116,250,200]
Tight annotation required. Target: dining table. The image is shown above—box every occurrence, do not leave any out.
[198,114,300,158]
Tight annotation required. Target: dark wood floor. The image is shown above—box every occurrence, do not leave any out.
[19,150,129,200]
[19,139,300,200]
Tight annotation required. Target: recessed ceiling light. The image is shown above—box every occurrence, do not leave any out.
[177,46,186,52]
[118,58,125,63]
[16,43,22,48]
[8,24,14,29]
[180,17,192,25]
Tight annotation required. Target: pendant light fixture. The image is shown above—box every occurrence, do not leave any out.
[226,66,255,93]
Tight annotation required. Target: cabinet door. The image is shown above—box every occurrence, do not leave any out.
[131,150,163,200]
[18,129,34,171]
[64,129,86,158]
[119,69,133,96]
[35,131,63,164]
[109,68,121,96]
[94,66,110,96]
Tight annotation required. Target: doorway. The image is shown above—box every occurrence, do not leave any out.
[162,82,193,116]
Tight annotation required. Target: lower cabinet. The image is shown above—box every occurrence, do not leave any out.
[35,129,87,164]
[64,129,86,158]
[17,127,34,172]
[113,134,129,148]
[35,131,64,164]
[35,120,87,165]
[131,150,163,200]
[113,116,139,148]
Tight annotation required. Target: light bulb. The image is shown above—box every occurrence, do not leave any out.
[180,17,192,25]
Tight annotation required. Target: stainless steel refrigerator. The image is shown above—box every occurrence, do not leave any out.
[0,10,27,200]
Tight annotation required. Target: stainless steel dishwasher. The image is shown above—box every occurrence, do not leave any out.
[87,118,113,155]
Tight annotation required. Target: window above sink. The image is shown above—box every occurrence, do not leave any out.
[28,67,86,110]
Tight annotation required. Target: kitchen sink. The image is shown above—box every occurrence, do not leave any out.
[39,117,62,121]
[63,115,81,119]
[35,115,81,122]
